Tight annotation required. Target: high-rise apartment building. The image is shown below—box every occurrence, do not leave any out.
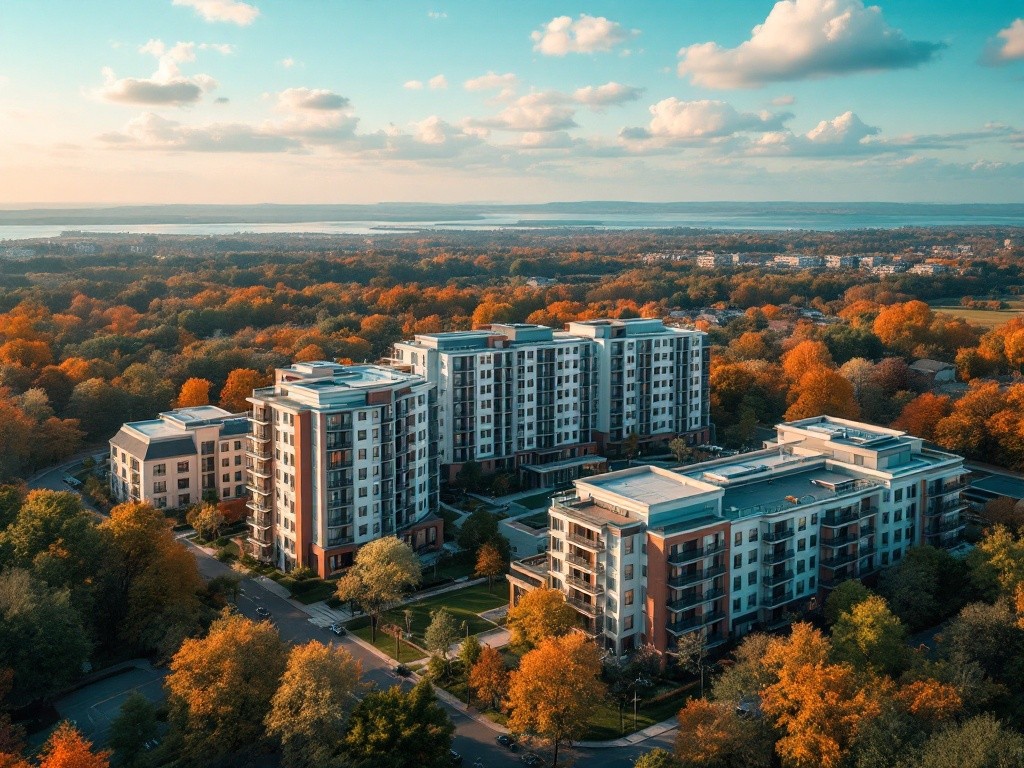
[109,406,249,509]
[508,416,967,656]
[565,318,710,454]
[245,362,441,577]
[390,324,604,488]
[390,319,709,483]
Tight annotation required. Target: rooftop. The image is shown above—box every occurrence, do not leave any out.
[127,405,240,438]
[579,465,716,507]
[719,468,879,519]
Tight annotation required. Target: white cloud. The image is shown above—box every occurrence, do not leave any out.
[403,80,424,90]
[464,71,518,92]
[531,14,638,56]
[468,91,577,132]
[281,58,296,69]
[276,88,349,111]
[199,43,235,55]
[97,39,217,106]
[100,112,299,152]
[624,98,790,143]
[983,19,1024,64]
[172,0,260,26]
[518,131,575,150]
[677,0,944,89]
[749,111,881,156]
[428,74,448,90]
[573,82,644,108]
[772,95,796,106]
[427,11,447,20]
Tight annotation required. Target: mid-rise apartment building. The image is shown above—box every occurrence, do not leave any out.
[391,324,605,487]
[390,319,710,482]
[246,362,441,577]
[773,254,824,269]
[565,319,710,455]
[509,416,967,656]
[109,406,250,509]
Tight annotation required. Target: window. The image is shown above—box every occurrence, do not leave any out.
[733,575,741,591]
[624,536,634,555]
[153,481,166,493]
[624,564,634,580]
[894,488,903,502]
[798,516,807,531]
[797,560,806,574]
[734,531,742,546]
[623,615,634,631]
[747,571,757,586]
[733,597,741,611]
[201,441,214,455]
[797,538,807,552]
[177,461,189,473]
[748,528,758,543]
[733,553,742,569]
[359,525,368,536]
[153,463,166,476]
[177,478,190,489]
[748,550,757,564]
[624,590,634,606]
[221,458,229,468]
[747,593,757,608]
[178,493,190,506]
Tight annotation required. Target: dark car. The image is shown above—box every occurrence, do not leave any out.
[449,749,463,766]
[255,606,271,619]
[521,753,543,767]
[394,664,412,677]
[496,734,517,751]
[329,623,346,636]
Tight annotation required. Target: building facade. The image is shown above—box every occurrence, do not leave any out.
[508,416,967,656]
[109,406,250,509]
[245,362,441,577]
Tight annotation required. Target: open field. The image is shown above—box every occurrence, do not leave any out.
[929,298,1024,328]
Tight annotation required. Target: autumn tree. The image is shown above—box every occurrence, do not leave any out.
[634,749,680,768]
[474,542,505,591]
[165,613,287,763]
[892,393,953,441]
[458,633,482,671]
[107,692,158,768]
[175,378,212,408]
[469,645,509,711]
[872,300,935,357]
[674,699,773,768]
[186,502,225,541]
[218,368,267,413]
[507,633,607,767]
[781,340,834,383]
[784,368,860,422]
[266,641,363,768]
[710,633,776,707]
[760,623,881,768]
[506,586,578,650]
[37,722,110,768]
[823,579,872,625]
[342,681,454,768]
[335,536,421,641]
[457,509,510,561]
[831,595,910,676]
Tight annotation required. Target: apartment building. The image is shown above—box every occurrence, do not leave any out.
[246,362,441,577]
[390,324,605,487]
[695,252,733,268]
[109,406,250,509]
[565,318,710,455]
[825,255,860,269]
[773,254,824,269]
[509,416,967,656]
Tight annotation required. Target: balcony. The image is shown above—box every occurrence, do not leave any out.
[247,442,272,460]
[763,569,795,587]
[763,548,795,565]
[251,428,272,443]
[247,480,272,497]
[665,610,726,635]
[668,541,726,565]
[762,589,796,607]
[858,545,877,559]
[248,462,272,479]
[567,532,604,551]
[251,409,271,425]
[668,565,725,589]
[566,575,604,594]
[821,533,859,548]
[667,589,724,612]
[566,596,603,618]
[762,527,795,544]
[565,552,602,572]
[858,524,876,538]
[249,512,272,530]
[822,509,859,527]
[821,551,859,569]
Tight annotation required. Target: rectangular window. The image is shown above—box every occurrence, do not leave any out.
[153,481,166,493]
[624,536,634,555]
[748,550,757,564]
[733,553,742,568]
[747,571,757,586]
[734,531,742,546]
[748,528,758,543]
[177,461,189,473]
[177,478,190,489]
[733,575,741,591]
[153,463,166,476]
[623,615,634,631]
[624,590,634,606]
[624,564,634,580]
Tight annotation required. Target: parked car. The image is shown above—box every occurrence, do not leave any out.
[450,749,463,766]
[521,753,543,767]
[394,664,412,677]
[496,734,518,751]
[255,606,271,619]
[329,623,347,636]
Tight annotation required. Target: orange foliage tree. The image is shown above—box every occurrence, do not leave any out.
[891,393,953,441]
[468,645,509,710]
[36,722,110,768]
[784,369,860,422]
[218,368,268,413]
[175,378,212,408]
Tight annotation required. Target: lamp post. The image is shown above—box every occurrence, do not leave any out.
[632,676,646,731]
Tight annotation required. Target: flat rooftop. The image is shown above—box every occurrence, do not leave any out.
[579,466,715,506]
[128,405,237,438]
[969,474,1024,500]
[720,468,879,518]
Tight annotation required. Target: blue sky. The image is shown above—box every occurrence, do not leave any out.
[1,0,1022,204]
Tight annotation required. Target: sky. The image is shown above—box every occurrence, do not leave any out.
[1,0,1023,205]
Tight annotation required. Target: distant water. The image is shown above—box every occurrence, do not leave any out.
[1,207,1022,240]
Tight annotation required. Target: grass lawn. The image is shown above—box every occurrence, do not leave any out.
[582,684,693,741]
[512,491,556,510]
[928,298,1024,329]
[348,617,426,663]
[517,512,550,530]
[291,579,338,604]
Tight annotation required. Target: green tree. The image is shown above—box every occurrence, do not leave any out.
[265,641,363,768]
[458,633,482,671]
[669,438,694,464]
[604,644,661,733]
[454,461,483,492]
[342,681,454,768]
[335,536,421,641]
[0,568,90,704]
[107,692,158,768]
[831,595,910,677]
[635,748,680,768]
[457,509,510,560]
[917,714,1024,768]
[186,503,225,541]
[165,613,287,764]
[824,579,872,625]
[423,608,461,677]
[711,633,776,706]
[940,600,1024,686]
[877,546,970,631]
[0,485,25,531]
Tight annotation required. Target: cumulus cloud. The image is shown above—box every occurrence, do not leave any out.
[623,98,790,143]
[427,11,447,20]
[281,58,296,69]
[276,88,349,111]
[172,0,260,26]
[100,112,298,152]
[428,74,448,90]
[772,95,796,106]
[464,71,518,92]
[531,14,638,56]
[572,82,644,107]
[97,39,217,106]
[403,80,424,90]
[199,43,235,55]
[982,19,1024,64]
[518,131,576,150]
[468,91,578,132]
[677,0,944,88]
[748,111,882,156]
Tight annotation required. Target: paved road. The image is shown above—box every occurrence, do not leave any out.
[30,463,673,766]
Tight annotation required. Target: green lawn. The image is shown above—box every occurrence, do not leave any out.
[291,579,338,604]
[517,512,550,530]
[348,618,426,663]
[582,684,693,740]
[512,491,556,510]
[928,298,1024,329]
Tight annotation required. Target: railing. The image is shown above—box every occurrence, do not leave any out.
[566,597,603,618]
[666,610,726,635]
[763,527,795,544]
[567,532,604,551]
[762,589,795,607]
[763,569,795,587]
[858,524,876,538]
[667,589,724,612]
[565,553,601,572]
[821,551,859,569]
[821,509,859,527]
[248,512,272,530]
[566,575,604,594]
[669,565,725,589]
[821,533,859,548]
[858,546,877,558]
[763,548,795,565]
[668,542,726,565]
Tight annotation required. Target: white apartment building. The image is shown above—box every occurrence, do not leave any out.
[695,253,733,268]
[390,324,604,487]
[565,318,710,455]
[509,416,967,656]
[773,254,824,269]
[825,255,860,269]
[246,362,440,577]
[109,406,250,509]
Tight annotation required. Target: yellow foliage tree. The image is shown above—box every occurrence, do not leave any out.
[784,369,860,422]
[37,722,110,768]
[219,368,268,413]
[469,645,509,710]
[506,587,579,649]
[474,542,505,592]
[175,378,212,408]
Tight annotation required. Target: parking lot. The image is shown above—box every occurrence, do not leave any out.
[54,661,167,745]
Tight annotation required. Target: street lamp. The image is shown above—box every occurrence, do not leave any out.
[632,676,648,731]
